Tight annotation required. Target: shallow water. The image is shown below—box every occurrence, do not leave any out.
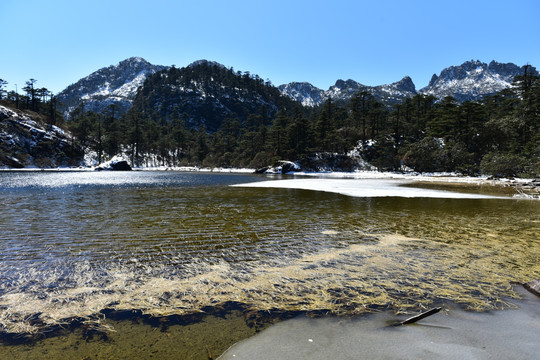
[0,171,538,358]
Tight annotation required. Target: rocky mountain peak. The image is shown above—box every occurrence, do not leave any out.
[428,74,439,87]
[419,60,537,102]
[119,56,152,67]
[56,57,168,118]
[332,79,363,91]
[394,76,416,93]
[279,76,417,108]
[277,82,325,107]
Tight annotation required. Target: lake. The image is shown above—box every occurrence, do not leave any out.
[0,171,538,359]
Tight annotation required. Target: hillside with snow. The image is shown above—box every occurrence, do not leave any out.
[0,105,84,168]
[56,57,168,118]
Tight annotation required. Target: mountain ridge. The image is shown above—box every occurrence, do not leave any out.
[56,58,537,117]
[56,57,168,118]
[279,60,537,107]
[129,60,301,132]
[418,59,536,102]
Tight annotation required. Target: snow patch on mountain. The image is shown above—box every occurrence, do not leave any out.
[57,57,168,118]
[279,60,535,106]
[419,60,538,102]
[279,76,417,107]
[277,82,325,107]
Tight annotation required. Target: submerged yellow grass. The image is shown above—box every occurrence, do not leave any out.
[1,228,538,334]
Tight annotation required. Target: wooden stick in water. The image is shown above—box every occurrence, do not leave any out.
[523,279,540,297]
[400,307,442,325]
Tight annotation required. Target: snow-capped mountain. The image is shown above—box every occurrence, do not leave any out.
[279,76,417,107]
[419,60,537,102]
[56,57,168,118]
[58,57,537,116]
[277,82,326,107]
[279,60,536,107]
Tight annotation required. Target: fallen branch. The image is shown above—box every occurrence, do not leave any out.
[523,280,540,298]
[400,307,442,325]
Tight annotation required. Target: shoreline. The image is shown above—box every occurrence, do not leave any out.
[219,286,540,360]
[1,288,537,359]
[1,167,538,198]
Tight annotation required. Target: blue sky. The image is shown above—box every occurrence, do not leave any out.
[1,0,539,94]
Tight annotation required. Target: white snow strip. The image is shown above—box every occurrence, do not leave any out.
[232,178,508,199]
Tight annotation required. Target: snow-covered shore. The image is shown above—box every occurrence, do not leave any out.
[1,165,537,198]
[234,170,539,199]
[0,165,256,173]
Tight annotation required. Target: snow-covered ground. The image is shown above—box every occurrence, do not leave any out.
[232,171,533,199]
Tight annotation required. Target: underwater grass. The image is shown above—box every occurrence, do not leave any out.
[1,228,538,335]
[0,185,539,335]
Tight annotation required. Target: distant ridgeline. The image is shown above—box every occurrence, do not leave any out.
[55,58,538,120]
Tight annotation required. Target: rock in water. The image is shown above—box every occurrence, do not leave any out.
[95,157,132,171]
[110,160,132,171]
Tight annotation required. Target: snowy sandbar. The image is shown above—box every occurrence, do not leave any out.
[232,176,510,199]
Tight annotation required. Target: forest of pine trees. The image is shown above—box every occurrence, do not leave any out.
[0,78,60,126]
[1,65,538,177]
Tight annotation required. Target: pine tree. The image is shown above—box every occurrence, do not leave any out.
[315,98,334,150]
[22,79,38,111]
[0,79,7,100]
[286,111,311,159]
[349,91,371,147]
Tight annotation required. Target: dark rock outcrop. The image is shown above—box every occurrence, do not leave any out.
[95,158,132,171]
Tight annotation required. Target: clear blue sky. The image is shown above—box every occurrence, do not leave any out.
[1,0,539,94]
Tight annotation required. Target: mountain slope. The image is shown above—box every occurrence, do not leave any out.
[56,57,167,118]
[130,60,302,132]
[0,105,83,168]
[419,60,538,102]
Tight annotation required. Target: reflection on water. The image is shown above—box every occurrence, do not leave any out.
[0,171,539,338]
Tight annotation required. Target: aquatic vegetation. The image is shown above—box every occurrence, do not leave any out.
[0,172,539,335]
